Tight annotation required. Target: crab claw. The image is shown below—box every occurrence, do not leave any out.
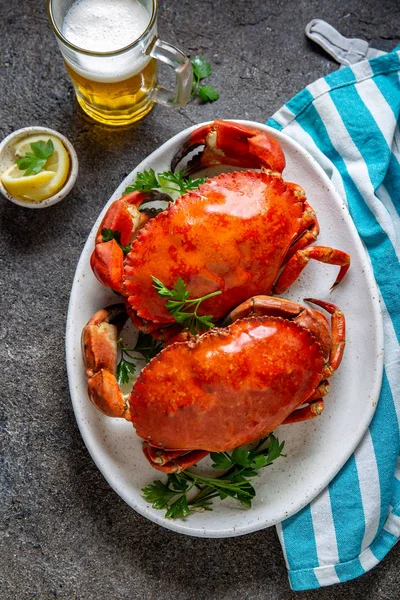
[91,238,124,293]
[90,190,171,292]
[82,304,131,420]
[171,120,286,175]
[142,444,209,474]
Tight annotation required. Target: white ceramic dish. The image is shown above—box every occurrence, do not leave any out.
[0,126,78,208]
[66,120,383,538]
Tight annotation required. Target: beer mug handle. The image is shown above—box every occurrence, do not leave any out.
[148,39,193,107]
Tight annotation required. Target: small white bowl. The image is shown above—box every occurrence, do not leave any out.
[0,126,79,208]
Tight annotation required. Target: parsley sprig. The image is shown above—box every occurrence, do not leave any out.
[116,333,163,386]
[142,434,285,518]
[124,168,206,196]
[16,139,54,176]
[190,55,219,103]
[152,277,222,334]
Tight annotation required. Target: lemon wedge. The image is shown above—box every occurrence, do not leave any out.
[2,134,71,202]
[1,164,56,202]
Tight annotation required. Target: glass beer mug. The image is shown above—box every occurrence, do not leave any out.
[47,0,193,126]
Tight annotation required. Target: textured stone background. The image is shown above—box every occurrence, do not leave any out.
[1,1,399,598]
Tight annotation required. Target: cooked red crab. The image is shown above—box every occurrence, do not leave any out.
[82,296,345,473]
[90,120,350,337]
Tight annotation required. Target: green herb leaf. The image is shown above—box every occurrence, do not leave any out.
[16,139,54,176]
[195,314,217,331]
[198,85,220,103]
[16,155,47,175]
[173,277,190,300]
[142,479,178,509]
[263,434,286,464]
[116,332,162,386]
[152,276,178,299]
[152,276,221,334]
[252,455,269,469]
[191,55,212,80]
[124,168,206,197]
[165,494,191,519]
[164,300,187,312]
[182,176,208,191]
[158,170,207,194]
[117,357,136,385]
[101,228,115,243]
[134,332,163,362]
[210,452,232,470]
[231,447,251,467]
[124,168,159,193]
[157,170,186,194]
[101,228,131,255]
[190,54,219,103]
[31,139,54,159]
[167,473,189,492]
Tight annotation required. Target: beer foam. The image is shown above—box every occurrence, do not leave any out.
[61,0,152,82]
[63,0,150,52]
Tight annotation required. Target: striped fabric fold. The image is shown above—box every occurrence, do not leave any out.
[268,47,400,590]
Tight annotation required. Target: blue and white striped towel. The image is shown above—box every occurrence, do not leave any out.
[267,34,400,591]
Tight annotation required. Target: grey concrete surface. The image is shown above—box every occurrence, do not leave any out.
[1,0,399,598]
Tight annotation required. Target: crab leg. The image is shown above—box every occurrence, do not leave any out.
[143,445,209,473]
[273,246,350,295]
[144,446,190,465]
[171,120,286,175]
[224,295,307,324]
[225,296,333,361]
[296,200,320,236]
[282,400,325,424]
[280,380,330,424]
[305,380,330,401]
[283,200,320,264]
[283,231,318,263]
[282,299,345,425]
[82,304,132,420]
[306,298,346,377]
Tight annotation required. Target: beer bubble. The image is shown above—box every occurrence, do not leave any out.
[62,0,150,53]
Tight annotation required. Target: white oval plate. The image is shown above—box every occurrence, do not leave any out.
[66,121,383,538]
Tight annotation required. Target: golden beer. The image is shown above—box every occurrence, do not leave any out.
[64,58,158,125]
[47,0,193,126]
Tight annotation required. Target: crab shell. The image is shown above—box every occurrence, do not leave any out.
[124,171,309,326]
[130,316,325,452]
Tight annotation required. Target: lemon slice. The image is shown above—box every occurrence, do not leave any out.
[12,134,70,201]
[1,164,56,202]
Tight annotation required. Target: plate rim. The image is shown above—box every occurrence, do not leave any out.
[66,120,384,538]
